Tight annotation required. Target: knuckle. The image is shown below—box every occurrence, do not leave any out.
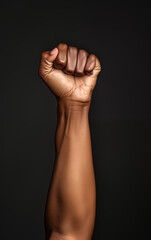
[79,49,88,56]
[89,54,96,60]
[57,43,68,49]
[68,46,77,53]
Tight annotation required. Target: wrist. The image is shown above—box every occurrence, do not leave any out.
[56,98,90,137]
[57,97,91,114]
[64,108,89,137]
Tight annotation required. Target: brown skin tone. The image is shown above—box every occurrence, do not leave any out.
[39,43,101,240]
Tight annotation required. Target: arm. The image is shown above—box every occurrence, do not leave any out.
[39,43,101,240]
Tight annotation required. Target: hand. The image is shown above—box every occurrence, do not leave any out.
[39,43,101,103]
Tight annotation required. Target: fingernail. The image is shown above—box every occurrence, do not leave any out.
[50,48,57,55]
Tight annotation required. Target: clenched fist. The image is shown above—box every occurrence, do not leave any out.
[39,43,101,103]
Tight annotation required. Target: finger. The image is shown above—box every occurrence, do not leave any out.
[75,49,88,76]
[93,56,101,77]
[84,54,96,75]
[53,43,68,70]
[63,46,78,74]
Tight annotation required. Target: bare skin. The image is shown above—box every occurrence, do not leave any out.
[39,43,101,240]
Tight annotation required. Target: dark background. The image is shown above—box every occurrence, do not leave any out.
[0,1,151,239]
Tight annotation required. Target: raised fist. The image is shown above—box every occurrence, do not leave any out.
[39,43,101,103]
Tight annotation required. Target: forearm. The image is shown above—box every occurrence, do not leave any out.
[46,101,96,239]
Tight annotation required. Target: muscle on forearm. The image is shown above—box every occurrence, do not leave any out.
[55,102,66,157]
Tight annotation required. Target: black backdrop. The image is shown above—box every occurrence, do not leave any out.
[0,1,151,240]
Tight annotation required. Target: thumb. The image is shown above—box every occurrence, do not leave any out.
[45,48,58,63]
[40,48,58,74]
